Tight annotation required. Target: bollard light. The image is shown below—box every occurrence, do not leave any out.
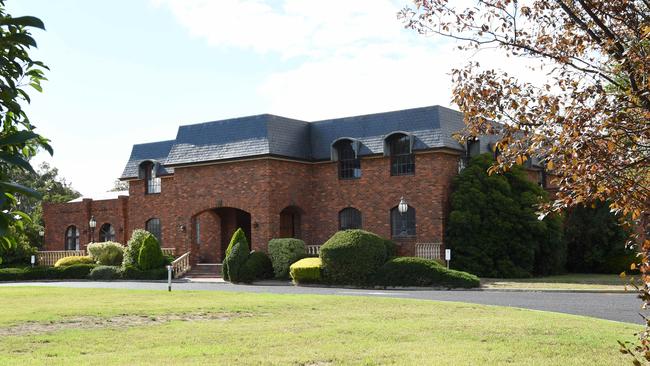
[167,265,172,292]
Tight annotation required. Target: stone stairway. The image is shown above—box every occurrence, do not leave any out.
[184,263,222,278]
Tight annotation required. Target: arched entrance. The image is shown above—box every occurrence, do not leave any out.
[192,207,251,263]
[279,206,302,239]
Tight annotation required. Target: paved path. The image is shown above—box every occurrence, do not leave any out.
[1,280,645,325]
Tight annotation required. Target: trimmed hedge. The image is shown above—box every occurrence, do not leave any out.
[0,264,97,281]
[89,265,121,280]
[87,241,125,266]
[54,255,95,267]
[320,230,387,285]
[123,229,150,268]
[121,265,167,280]
[383,239,398,259]
[137,234,164,270]
[290,257,322,284]
[268,238,307,279]
[374,257,480,288]
[223,228,249,281]
[239,251,274,283]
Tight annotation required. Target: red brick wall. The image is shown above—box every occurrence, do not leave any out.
[43,152,461,260]
[42,195,128,250]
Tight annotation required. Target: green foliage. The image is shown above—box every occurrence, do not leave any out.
[137,234,163,270]
[54,255,95,267]
[87,241,124,266]
[0,5,52,260]
[319,229,387,285]
[267,238,307,279]
[0,264,97,281]
[383,239,398,259]
[239,251,274,283]
[120,265,167,280]
[0,224,36,264]
[123,229,150,268]
[289,257,322,284]
[224,229,250,283]
[374,257,480,288]
[446,154,565,278]
[564,201,632,274]
[223,228,249,281]
[88,265,121,280]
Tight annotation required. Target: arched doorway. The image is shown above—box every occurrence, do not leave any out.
[193,207,251,263]
[279,206,302,239]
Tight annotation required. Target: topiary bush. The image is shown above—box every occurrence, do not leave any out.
[224,233,250,283]
[56,264,97,279]
[54,255,95,267]
[290,257,322,284]
[239,251,274,283]
[319,229,387,286]
[123,229,150,268]
[374,257,480,288]
[137,234,164,270]
[87,241,125,266]
[89,265,121,280]
[223,228,249,281]
[268,238,307,279]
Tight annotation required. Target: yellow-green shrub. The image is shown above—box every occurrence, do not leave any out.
[54,255,95,267]
[290,257,322,284]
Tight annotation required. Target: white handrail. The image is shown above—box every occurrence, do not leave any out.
[415,243,442,260]
[171,251,191,278]
[306,245,321,255]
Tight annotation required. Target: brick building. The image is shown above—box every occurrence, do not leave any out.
[43,105,549,264]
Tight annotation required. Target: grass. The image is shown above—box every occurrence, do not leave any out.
[0,286,640,365]
[481,273,633,291]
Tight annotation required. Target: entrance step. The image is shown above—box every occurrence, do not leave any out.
[184,263,222,278]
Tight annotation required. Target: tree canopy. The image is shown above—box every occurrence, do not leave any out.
[447,154,565,278]
[0,1,50,262]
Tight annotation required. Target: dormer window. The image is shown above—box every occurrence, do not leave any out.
[386,133,415,176]
[141,161,161,194]
[333,139,361,179]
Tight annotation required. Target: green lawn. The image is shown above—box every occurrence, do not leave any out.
[0,287,639,365]
[482,274,632,291]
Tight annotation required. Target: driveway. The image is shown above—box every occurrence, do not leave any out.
[1,280,644,324]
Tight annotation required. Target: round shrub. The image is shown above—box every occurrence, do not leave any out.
[89,265,121,280]
[268,238,307,279]
[239,251,274,283]
[87,241,125,266]
[54,255,95,267]
[290,257,322,284]
[374,257,480,288]
[137,234,164,270]
[319,229,387,286]
[123,229,151,267]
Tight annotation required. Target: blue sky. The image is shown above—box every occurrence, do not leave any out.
[8,0,529,197]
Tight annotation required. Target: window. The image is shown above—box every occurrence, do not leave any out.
[339,207,362,230]
[195,218,200,245]
[388,134,415,176]
[334,140,361,179]
[143,162,161,194]
[99,223,115,242]
[146,218,162,244]
[65,225,79,250]
[390,206,416,237]
[467,138,480,157]
[538,170,547,188]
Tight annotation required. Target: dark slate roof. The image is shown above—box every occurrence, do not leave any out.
[310,105,464,160]
[120,105,467,179]
[121,140,175,179]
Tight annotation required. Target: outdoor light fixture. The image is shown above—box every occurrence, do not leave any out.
[89,215,96,243]
[398,197,408,236]
[178,224,186,233]
[38,230,44,237]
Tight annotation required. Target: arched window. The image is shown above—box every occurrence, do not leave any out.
[65,225,79,250]
[339,207,362,230]
[390,206,416,237]
[99,223,116,242]
[387,134,415,176]
[141,162,161,194]
[146,218,162,244]
[334,140,361,179]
